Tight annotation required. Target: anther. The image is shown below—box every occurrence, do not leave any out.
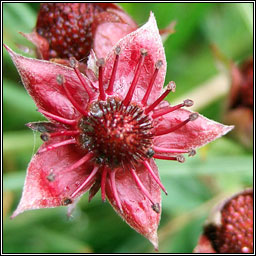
[47,171,55,182]
[115,45,121,55]
[62,198,73,206]
[146,148,155,158]
[176,155,185,163]
[40,133,50,141]
[151,203,160,213]
[96,58,105,67]
[184,99,194,107]
[69,57,78,68]
[167,81,176,92]
[188,149,196,157]
[56,74,64,85]
[155,60,163,69]
[189,113,199,121]
[140,48,148,56]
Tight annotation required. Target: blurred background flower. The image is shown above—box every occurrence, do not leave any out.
[194,188,253,253]
[3,3,253,253]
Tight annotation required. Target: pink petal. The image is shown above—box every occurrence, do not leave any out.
[106,159,161,249]
[103,13,166,104]
[11,137,95,218]
[153,106,234,150]
[4,45,94,120]
[93,8,137,59]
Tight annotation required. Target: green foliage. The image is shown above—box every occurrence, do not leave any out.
[3,3,253,253]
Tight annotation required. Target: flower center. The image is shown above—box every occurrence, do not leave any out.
[78,97,153,168]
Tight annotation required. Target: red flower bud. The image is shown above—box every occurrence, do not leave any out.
[194,188,253,253]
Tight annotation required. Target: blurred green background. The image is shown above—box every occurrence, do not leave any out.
[3,3,253,253]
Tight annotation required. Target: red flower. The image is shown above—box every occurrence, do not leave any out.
[194,188,253,253]
[223,57,253,148]
[5,14,233,249]
[22,3,137,60]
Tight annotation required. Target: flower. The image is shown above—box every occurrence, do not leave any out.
[223,57,253,148]
[5,13,233,249]
[21,3,137,61]
[194,188,253,253]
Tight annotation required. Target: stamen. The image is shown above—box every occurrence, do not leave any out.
[101,166,108,202]
[40,130,80,141]
[143,160,168,195]
[71,165,99,198]
[106,46,121,95]
[57,74,88,116]
[37,138,76,154]
[153,154,185,163]
[109,170,123,213]
[141,60,163,106]
[152,99,194,119]
[130,167,155,205]
[154,113,199,136]
[144,81,176,115]
[96,58,106,101]
[153,145,193,154]
[123,49,147,106]
[38,109,77,126]
[69,57,95,100]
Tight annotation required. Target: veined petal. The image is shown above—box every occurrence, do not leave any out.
[103,12,166,104]
[153,107,234,150]
[11,137,95,218]
[93,8,137,59]
[4,45,93,120]
[106,159,161,249]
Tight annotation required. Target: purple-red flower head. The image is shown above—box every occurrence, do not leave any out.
[22,3,137,60]
[5,13,233,249]
[194,189,253,253]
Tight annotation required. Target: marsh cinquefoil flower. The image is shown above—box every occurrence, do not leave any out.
[5,14,233,248]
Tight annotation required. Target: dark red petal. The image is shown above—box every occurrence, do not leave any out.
[93,8,137,58]
[11,137,95,218]
[20,31,50,59]
[153,106,233,150]
[103,13,166,104]
[4,45,94,120]
[26,121,66,133]
[106,159,161,249]
[193,235,216,253]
